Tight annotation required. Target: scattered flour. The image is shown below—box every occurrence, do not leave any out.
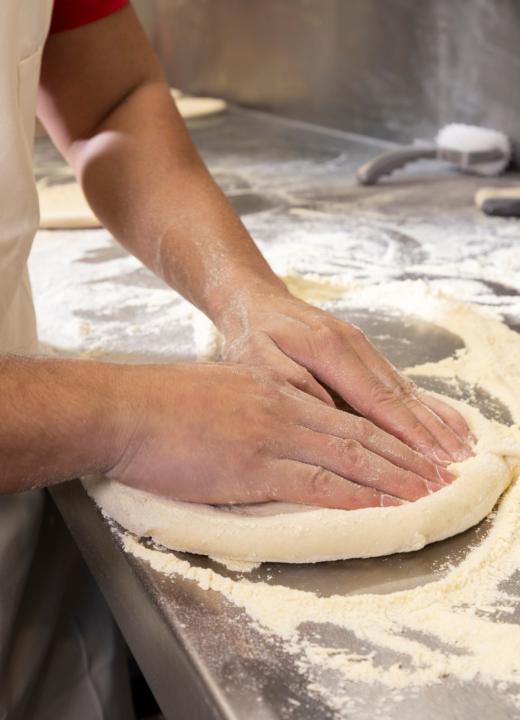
[208,556,261,573]
[124,279,520,713]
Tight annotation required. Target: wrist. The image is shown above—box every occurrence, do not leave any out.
[92,364,126,474]
[48,359,135,478]
[97,362,149,475]
[209,272,291,338]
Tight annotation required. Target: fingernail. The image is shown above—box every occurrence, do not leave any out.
[418,444,451,465]
[436,466,456,485]
[381,494,403,507]
[426,480,444,494]
[433,446,454,463]
[451,446,474,462]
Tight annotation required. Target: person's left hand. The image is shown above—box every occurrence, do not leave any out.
[220,290,473,465]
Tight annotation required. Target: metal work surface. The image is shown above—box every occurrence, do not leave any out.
[34,108,520,719]
[50,314,516,720]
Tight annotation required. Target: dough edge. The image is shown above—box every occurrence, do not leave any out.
[84,399,513,564]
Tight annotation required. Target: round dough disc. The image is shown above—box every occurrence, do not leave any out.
[85,398,514,564]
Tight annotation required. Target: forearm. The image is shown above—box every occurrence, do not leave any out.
[73,83,287,327]
[0,355,122,493]
[37,8,287,330]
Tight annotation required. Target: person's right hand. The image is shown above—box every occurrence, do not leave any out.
[108,363,455,509]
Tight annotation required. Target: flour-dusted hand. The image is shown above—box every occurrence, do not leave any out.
[107,363,454,509]
[220,291,474,464]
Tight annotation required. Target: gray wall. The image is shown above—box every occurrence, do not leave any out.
[134,0,520,157]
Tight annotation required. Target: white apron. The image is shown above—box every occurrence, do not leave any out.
[0,2,134,717]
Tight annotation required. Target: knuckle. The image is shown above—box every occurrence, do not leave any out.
[325,434,347,454]
[402,376,417,393]
[241,432,274,475]
[263,365,281,382]
[258,393,281,420]
[241,405,270,438]
[344,323,365,341]
[343,439,363,466]
[314,323,339,350]
[355,417,376,445]
[392,380,418,404]
[407,414,427,437]
[251,435,271,462]
[307,466,333,497]
[294,369,313,389]
[254,365,283,388]
[369,377,416,408]
[369,381,396,406]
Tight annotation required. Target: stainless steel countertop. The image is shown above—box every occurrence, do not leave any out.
[35,107,520,719]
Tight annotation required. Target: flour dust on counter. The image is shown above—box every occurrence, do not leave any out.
[89,279,520,718]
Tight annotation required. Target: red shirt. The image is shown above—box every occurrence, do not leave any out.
[50,0,129,34]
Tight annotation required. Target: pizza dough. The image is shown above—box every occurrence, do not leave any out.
[85,281,520,564]
[38,181,101,230]
[36,89,228,230]
[173,95,227,120]
[84,397,517,564]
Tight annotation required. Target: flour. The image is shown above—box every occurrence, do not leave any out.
[124,468,520,691]
[122,279,520,713]
[208,556,261,573]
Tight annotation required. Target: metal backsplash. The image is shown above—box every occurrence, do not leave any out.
[134,0,520,158]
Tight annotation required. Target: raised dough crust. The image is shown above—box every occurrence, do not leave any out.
[84,399,515,564]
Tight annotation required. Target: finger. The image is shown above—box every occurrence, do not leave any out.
[267,348,335,406]
[419,392,476,445]
[275,323,457,462]
[287,366,335,407]
[282,427,444,501]
[268,459,402,510]
[292,335,453,463]
[226,334,335,406]
[373,384,472,462]
[320,348,465,463]
[289,400,455,485]
[279,382,328,407]
[343,327,472,460]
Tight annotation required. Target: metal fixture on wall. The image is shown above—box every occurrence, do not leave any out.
[134,0,520,162]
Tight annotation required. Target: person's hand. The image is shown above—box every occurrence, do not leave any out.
[108,363,454,509]
[219,290,473,465]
